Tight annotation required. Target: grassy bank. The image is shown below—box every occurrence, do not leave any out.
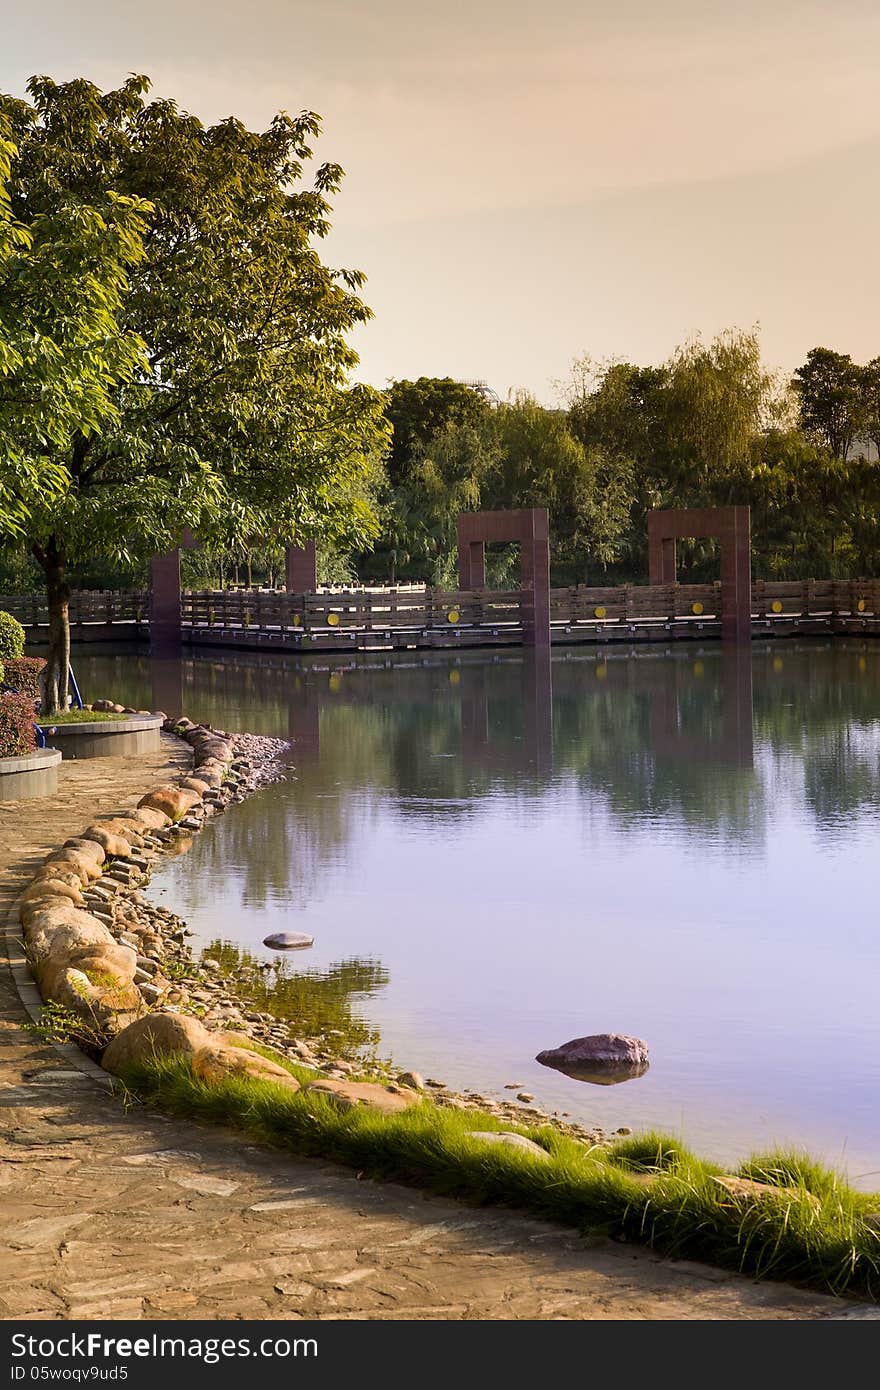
[121,1053,880,1300]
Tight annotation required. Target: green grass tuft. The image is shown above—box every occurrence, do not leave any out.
[117,1055,880,1301]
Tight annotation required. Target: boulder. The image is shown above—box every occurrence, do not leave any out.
[128,806,172,831]
[467,1131,551,1161]
[303,1079,419,1114]
[711,1175,821,1211]
[80,827,134,859]
[29,865,86,891]
[61,837,105,864]
[26,911,117,968]
[90,817,147,846]
[179,777,212,795]
[536,1033,649,1085]
[21,877,85,907]
[262,932,314,950]
[191,1042,301,1092]
[102,1011,212,1074]
[20,898,95,935]
[138,786,201,822]
[190,761,225,786]
[51,969,143,1035]
[40,941,137,1000]
[43,849,104,884]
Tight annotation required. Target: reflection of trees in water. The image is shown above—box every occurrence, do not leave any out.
[203,938,388,1055]
[77,639,880,898]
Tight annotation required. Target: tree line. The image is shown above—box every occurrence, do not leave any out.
[1,74,878,709]
[359,338,880,588]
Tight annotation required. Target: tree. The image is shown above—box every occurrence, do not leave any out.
[0,77,388,710]
[0,114,146,576]
[792,347,864,460]
[861,358,880,461]
[384,377,491,487]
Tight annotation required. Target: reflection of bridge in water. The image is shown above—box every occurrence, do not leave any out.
[189,641,754,777]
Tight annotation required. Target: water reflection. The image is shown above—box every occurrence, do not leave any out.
[71,638,880,1171]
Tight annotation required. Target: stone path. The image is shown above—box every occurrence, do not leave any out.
[0,742,863,1319]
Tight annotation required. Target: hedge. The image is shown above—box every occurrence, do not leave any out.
[0,692,37,758]
[0,612,25,661]
[3,656,45,700]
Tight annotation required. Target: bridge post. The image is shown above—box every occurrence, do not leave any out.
[149,548,182,654]
[647,505,752,643]
[456,508,550,648]
[285,541,317,592]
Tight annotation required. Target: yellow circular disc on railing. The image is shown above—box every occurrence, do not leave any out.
[449,669,460,685]
[596,664,608,680]
[859,656,867,673]
[594,606,606,619]
[292,613,301,627]
[693,660,705,676]
[772,656,784,673]
[447,608,460,623]
[771,599,783,614]
[692,601,704,615]
[858,598,866,613]
[327,612,340,626]
[328,673,342,692]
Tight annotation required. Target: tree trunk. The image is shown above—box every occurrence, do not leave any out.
[35,540,70,714]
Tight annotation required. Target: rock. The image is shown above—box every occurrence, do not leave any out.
[397,1070,425,1090]
[711,1175,821,1210]
[137,786,202,822]
[47,849,104,884]
[101,1011,212,1074]
[262,932,314,950]
[51,969,144,1035]
[467,1131,551,1161]
[191,1042,301,1092]
[303,1079,420,1114]
[29,865,86,891]
[516,1092,535,1102]
[80,827,135,859]
[536,1033,650,1085]
[128,806,172,831]
[20,877,85,907]
[201,958,222,973]
[61,838,106,865]
[179,777,212,794]
[90,818,147,847]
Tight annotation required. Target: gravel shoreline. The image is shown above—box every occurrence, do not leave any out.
[96,720,624,1149]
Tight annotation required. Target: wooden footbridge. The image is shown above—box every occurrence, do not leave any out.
[4,576,880,654]
[6,505,880,654]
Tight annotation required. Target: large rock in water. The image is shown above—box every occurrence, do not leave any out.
[263,932,314,950]
[536,1033,649,1086]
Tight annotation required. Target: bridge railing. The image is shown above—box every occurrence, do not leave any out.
[2,579,879,636]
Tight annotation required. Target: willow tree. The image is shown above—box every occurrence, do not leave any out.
[0,77,387,711]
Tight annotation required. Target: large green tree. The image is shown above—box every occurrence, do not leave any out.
[791,347,864,460]
[0,77,387,710]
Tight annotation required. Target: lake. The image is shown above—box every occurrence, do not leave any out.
[71,638,880,1181]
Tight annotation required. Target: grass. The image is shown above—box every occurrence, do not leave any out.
[119,1054,880,1301]
[38,709,130,725]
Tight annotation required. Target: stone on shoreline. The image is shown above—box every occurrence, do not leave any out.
[467,1131,551,1161]
[191,1041,300,1092]
[303,1079,420,1114]
[101,1011,213,1074]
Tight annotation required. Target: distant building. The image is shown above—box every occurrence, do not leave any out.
[460,379,501,405]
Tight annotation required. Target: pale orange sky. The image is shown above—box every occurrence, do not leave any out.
[3,0,879,400]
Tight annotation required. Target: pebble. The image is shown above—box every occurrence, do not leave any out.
[516,1092,535,1103]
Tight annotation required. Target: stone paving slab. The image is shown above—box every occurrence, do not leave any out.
[0,742,860,1320]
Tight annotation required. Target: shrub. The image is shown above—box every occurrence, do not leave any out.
[0,692,37,757]
[0,612,25,661]
[3,656,45,700]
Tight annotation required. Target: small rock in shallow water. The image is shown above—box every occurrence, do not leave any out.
[262,932,314,950]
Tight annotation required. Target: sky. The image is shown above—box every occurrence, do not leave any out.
[2,0,879,402]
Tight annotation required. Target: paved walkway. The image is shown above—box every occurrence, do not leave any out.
[0,743,859,1319]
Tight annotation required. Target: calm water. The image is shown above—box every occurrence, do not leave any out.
[73,640,880,1180]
